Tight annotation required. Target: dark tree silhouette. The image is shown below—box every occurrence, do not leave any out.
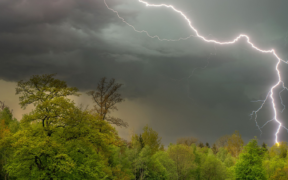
[212,143,218,154]
[176,137,198,146]
[198,142,204,148]
[262,142,268,152]
[87,77,128,128]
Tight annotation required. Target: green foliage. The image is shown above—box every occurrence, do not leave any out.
[217,147,229,162]
[227,130,244,158]
[0,105,19,179]
[142,125,163,155]
[167,144,195,180]
[269,142,288,158]
[3,74,123,180]
[269,162,288,180]
[0,107,19,133]
[224,153,235,168]
[135,145,153,179]
[263,155,286,179]
[149,151,177,180]
[16,74,79,109]
[5,108,111,180]
[4,74,288,180]
[201,154,227,180]
[235,138,267,180]
[109,146,134,180]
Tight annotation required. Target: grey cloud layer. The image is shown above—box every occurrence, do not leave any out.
[0,0,288,145]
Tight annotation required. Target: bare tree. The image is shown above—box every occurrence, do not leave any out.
[87,77,128,127]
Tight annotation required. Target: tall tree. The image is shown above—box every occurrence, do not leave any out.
[167,144,195,180]
[201,154,227,180]
[235,138,267,180]
[150,151,177,180]
[16,74,79,132]
[87,77,128,127]
[5,74,116,180]
[141,125,163,154]
[227,130,244,157]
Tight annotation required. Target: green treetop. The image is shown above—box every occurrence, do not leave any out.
[235,138,267,180]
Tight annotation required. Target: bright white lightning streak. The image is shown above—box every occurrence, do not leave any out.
[104,0,288,144]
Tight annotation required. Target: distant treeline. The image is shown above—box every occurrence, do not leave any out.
[0,74,286,180]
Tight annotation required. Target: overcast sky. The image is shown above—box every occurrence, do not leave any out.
[1,0,288,146]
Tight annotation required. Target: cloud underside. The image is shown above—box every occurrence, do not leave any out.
[0,0,288,145]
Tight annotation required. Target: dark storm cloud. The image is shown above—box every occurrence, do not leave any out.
[0,0,135,80]
[1,0,288,146]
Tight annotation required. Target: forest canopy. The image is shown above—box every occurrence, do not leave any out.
[0,74,287,180]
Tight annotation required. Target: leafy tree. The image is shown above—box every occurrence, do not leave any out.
[5,74,121,179]
[205,142,210,148]
[269,162,288,180]
[15,74,79,132]
[129,133,143,179]
[224,153,235,168]
[227,130,244,157]
[0,119,10,180]
[201,154,227,180]
[263,155,285,179]
[142,125,163,154]
[149,151,177,180]
[135,146,153,180]
[87,77,128,127]
[192,144,202,180]
[167,144,195,180]
[6,105,112,179]
[0,102,19,180]
[109,146,134,180]
[263,143,288,179]
[126,146,139,179]
[217,147,229,162]
[0,101,19,134]
[235,138,267,180]
[269,142,288,158]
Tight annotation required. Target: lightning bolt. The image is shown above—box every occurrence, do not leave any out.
[104,0,288,144]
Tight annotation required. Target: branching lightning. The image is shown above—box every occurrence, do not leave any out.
[104,0,288,144]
